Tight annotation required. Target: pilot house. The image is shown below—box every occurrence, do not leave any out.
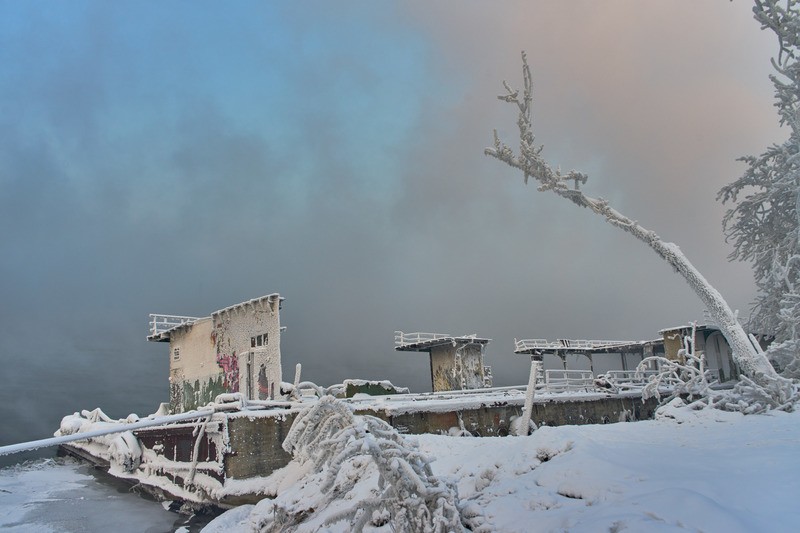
[148,294,284,413]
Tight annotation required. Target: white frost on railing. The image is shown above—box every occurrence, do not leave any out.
[540,369,595,393]
[514,338,636,352]
[149,314,201,336]
[394,331,454,347]
[603,370,660,390]
[601,368,721,391]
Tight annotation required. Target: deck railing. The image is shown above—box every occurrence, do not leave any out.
[602,370,659,390]
[149,314,200,337]
[394,331,454,348]
[538,369,595,393]
[515,338,636,352]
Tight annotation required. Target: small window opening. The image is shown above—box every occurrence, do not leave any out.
[250,333,269,348]
[173,347,180,361]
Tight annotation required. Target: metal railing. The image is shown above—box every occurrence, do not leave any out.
[600,367,721,390]
[515,338,636,352]
[540,369,595,393]
[149,314,200,337]
[603,370,659,390]
[394,331,453,347]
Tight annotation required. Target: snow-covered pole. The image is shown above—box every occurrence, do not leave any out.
[514,356,540,436]
[486,52,791,399]
[0,408,215,457]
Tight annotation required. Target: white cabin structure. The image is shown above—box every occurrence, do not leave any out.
[148,294,284,413]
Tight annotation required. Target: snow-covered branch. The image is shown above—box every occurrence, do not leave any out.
[486,52,794,409]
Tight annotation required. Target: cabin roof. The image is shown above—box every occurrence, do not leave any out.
[148,293,283,342]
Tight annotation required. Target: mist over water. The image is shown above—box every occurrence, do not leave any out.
[0,2,781,464]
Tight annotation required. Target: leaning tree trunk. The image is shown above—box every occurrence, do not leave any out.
[486,52,788,396]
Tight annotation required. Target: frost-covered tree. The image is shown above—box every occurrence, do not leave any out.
[719,0,800,379]
[485,51,795,407]
[251,396,485,532]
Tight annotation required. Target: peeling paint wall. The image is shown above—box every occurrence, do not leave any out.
[663,331,684,362]
[430,343,485,392]
[167,295,283,413]
[212,296,282,402]
[458,343,485,389]
[430,345,460,392]
[168,319,218,413]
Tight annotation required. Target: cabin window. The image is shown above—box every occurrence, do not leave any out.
[251,333,268,347]
[173,347,180,361]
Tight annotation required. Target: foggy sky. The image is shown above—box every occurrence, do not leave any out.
[0,1,783,447]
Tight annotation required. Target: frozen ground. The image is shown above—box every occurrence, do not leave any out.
[205,400,800,532]
[0,456,215,532]
[2,402,798,532]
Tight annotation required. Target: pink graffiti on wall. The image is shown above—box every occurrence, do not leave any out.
[216,353,239,392]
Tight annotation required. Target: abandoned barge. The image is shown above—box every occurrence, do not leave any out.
[52,292,744,508]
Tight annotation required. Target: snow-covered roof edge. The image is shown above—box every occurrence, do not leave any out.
[148,293,283,342]
[210,293,283,318]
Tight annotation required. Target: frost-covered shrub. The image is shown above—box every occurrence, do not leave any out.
[639,324,799,414]
[254,396,480,532]
[638,323,716,408]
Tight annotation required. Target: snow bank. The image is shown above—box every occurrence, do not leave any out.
[415,404,800,532]
[205,402,800,532]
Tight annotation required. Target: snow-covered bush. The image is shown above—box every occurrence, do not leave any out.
[639,323,799,414]
[638,324,716,408]
[251,396,482,532]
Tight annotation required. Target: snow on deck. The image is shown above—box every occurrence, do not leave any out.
[514,337,645,354]
[222,386,641,418]
[394,331,491,352]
